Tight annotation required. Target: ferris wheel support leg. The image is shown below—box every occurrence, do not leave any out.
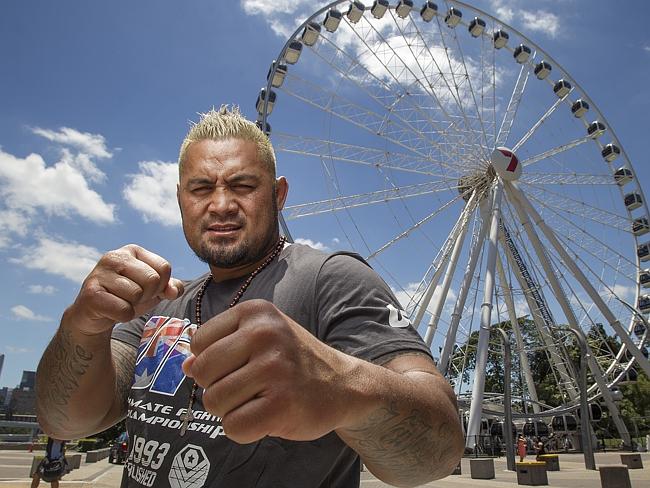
[504,183,631,446]
[466,182,503,450]
[279,212,293,242]
[495,252,541,414]
[508,183,650,378]
[500,231,579,403]
[439,199,491,375]
[413,192,478,330]
[423,193,478,346]
[423,225,468,346]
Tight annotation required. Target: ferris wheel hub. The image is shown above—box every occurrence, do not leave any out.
[491,147,522,181]
[457,166,495,202]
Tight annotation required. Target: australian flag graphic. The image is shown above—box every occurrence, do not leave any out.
[133,316,196,396]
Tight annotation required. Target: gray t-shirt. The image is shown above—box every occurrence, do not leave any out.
[112,243,431,488]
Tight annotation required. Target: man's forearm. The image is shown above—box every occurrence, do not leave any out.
[36,311,126,438]
[337,361,464,487]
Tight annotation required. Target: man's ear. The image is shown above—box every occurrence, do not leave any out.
[177,183,183,219]
[275,176,288,210]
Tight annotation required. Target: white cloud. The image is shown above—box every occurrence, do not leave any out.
[11,237,102,284]
[241,0,314,36]
[11,304,52,322]
[294,237,330,252]
[0,148,115,224]
[123,161,181,226]
[28,285,57,295]
[644,45,650,53]
[5,346,31,354]
[392,282,421,312]
[490,0,560,39]
[604,284,636,303]
[0,209,28,248]
[31,126,112,159]
[520,10,560,38]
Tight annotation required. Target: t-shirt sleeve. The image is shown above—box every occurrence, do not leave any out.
[315,253,432,364]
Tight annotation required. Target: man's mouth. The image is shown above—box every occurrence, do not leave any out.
[205,223,243,235]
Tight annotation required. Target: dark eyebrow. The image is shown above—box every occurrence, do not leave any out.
[227,174,260,185]
[186,177,214,187]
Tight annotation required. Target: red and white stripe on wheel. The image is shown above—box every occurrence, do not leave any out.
[491,146,522,181]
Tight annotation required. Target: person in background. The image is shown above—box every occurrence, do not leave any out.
[517,434,527,462]
[31,438,68,488]
[534,437,546,461]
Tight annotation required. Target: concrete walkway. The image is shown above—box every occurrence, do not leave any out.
[0,451,647,487]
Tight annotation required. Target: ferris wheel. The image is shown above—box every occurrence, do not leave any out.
[255,0,650,447]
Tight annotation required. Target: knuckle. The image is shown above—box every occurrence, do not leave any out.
[190,355,209,385]
[221,416,253,444]
[158,260,172,278]
[115,302,135,323]
[101,250,125,269]
[200,388,220,415]
[142,271,161,290]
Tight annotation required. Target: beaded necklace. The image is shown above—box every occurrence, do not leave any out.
[179,235,287,436]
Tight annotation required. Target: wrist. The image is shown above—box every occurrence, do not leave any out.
[60,305,114,345]
[334,354,397,433]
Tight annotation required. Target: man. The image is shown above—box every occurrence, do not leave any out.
[36,106,463,487]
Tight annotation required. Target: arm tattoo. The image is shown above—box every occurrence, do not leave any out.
[36,328,93,427]
[111,340,136,416]
[344,401,453,481]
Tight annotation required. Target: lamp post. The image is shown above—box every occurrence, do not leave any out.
[494,327,515,471]
[560,326,596,470]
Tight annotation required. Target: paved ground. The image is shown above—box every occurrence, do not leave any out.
[0,450,647,487]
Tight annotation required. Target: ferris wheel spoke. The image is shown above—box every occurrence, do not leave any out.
[347,13,472,145]
[282,73,459,161]
[495,63,531,148]
[353,12,481,153]
[283,180,455,220]
[521,172,614,186]
[524,192,638,274]
[273,133,463,178]
[522,182,631,232]
[367,189,473,261]
[512,93,572,152]
[521,136,592,168]
[306,29,475,162]
[508,182,650,380]
[382,11,487,160]
[433,15,491,159]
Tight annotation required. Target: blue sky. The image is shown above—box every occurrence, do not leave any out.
[1,0,649,389]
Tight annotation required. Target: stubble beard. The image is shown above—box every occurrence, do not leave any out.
[191,200,280,269]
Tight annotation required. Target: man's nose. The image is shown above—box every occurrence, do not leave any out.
[207,188,237,215]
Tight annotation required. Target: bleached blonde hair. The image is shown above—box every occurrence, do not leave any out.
[178,105,276,177]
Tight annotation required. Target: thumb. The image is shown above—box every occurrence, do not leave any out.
[161,278,185,300]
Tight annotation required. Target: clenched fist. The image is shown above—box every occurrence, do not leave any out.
[67,244,184,336]
[182,299,363,444]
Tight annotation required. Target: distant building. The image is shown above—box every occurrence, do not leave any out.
[0,354,4,382]
[9,388,36,416]
[8,370,37,416]
[19,371,35,390]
